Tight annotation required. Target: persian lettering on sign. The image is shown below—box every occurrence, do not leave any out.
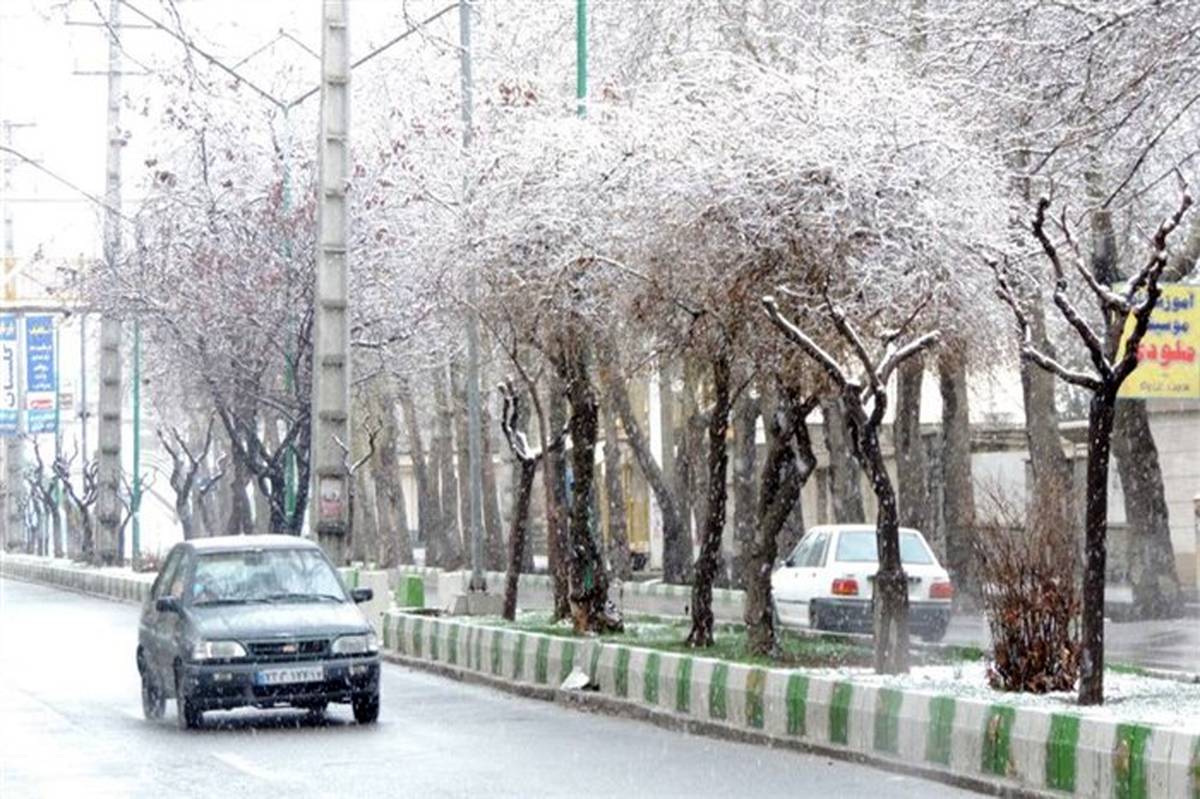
[0,315,16,436]
[1118,285,1200,400]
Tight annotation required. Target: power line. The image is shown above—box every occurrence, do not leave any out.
[0,145,135,225]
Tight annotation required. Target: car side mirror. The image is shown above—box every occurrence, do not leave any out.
[155,596,181,614]
[350,587,373,604]
[784,557,796,568]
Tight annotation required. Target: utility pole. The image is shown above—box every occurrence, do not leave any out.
[131,316,141,563]
[459,0,486,593]
[311,0,352,562]
[95,0,125,565]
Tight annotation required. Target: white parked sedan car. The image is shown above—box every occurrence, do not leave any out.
[771,524,954,642]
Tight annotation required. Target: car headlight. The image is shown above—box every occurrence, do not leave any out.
[191,640,247,661]
[332,632,378,655]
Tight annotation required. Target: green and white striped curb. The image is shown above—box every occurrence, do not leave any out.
[382,610,1200,798]
[0,554,154,604]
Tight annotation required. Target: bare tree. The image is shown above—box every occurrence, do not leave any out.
[744,385,820,656]
[54,448,99,564]
[764,292,940,674]
[158,417,220,540]
[24,436,63,558]
[332,419,382,566]
[993,189,1192,704]
[497,382,566,619]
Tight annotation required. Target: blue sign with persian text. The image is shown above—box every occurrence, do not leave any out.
[25,315,56,434]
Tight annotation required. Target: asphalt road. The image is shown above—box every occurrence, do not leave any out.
[0,577,977,799]
[940,613,1200,673]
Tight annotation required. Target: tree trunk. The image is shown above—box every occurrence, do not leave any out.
[400,383,446,567]
[745,391,816,656]
[254,414,278,535]
[939,349,977,600]
[607,373,690,583]
[481,398,506,572]
[451,360,473,557]
[822,396,866,523]
[1079,392,1117,706]
[679,363,707,559]
[508,391,537,573]
[50,502,64,558]
[351,470,376,563]
[226,454,253,536]
[372,404,414,567]
[558,339,617,633]
[371,461,395,566]
[1020,299,1076,527]
[851,397,910,675]
[545,378,572,619]
[1113,400,1183,618]
[894,357,929,533]
[731,393,759,589]
[601,391,631,581]
[433,372,465,569]
[503,459,538,620]
[687,353,733,648]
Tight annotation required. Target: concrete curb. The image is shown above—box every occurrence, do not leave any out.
[0,554,154,604]
[390,564,745,621]
[380,649,1037,799]
[381,609,1200,799]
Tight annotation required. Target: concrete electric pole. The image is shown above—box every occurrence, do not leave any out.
[311,0,352,562]
[95,0,125,564]
[459,0,487,593]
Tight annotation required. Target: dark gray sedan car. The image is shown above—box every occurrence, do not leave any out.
[137,536,380,729]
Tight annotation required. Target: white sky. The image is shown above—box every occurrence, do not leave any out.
[0,0,450,298]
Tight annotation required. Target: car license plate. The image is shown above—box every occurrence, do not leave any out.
[255,666,324,685]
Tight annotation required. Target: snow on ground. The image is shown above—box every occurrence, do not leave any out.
[807,661,1200,731]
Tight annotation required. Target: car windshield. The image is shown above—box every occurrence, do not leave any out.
[190,548,347,605]
[834,531,934,565]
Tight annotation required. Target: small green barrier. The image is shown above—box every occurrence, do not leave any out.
[395,574,425,608]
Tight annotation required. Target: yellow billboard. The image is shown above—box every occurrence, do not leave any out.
[1118,284,1200,399]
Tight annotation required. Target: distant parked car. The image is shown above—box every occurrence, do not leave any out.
[137,535,381,729]
[771,524,953,642]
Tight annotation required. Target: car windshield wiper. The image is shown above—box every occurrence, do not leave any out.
[264,592,343,603]
[193,597,269,606]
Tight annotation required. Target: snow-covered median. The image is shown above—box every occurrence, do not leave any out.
[810,661,1200,732]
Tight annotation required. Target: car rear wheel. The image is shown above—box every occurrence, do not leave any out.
[809,605,824,632]
[141,670,165,720]
[352,694,379,724]
[920,623,949,643]
[175,669,203,730]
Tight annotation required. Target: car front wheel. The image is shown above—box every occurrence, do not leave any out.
[141,670,165,720]
[352,694,379,724]
[175,669,203,730]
